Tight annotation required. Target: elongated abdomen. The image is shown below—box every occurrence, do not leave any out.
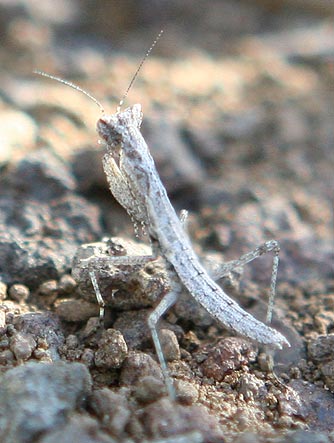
[168,247,289,349]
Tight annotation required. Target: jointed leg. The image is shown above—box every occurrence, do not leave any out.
[89,267,106,320]
[181,212,280,323]
[148,278,183,400]
[209,240,280,323]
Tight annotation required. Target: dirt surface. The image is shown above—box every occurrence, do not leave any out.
[0,1,333,442]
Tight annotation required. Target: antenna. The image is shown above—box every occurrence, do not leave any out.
[33,70,105,114]
[34,30,163,115]
[117,29,163,113]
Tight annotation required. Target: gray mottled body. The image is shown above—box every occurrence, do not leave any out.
[97,104,289,349]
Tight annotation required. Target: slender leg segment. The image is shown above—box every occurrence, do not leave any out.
[89,268,106,320]
[148,277,182,400]
[209,240,280,324]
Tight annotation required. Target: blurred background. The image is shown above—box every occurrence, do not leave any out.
[0,0,334,64]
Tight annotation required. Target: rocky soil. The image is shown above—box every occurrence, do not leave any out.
[0,1,333,442]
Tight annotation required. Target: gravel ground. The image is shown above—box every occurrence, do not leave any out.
[0,2,333,442]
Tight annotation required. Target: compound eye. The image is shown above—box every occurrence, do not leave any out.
[97,117,110,134]
[97,117,120,143]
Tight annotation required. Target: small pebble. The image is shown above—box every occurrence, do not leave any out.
[174,379,199,405]
[8,284,30,303]
[10,332,36,361]
[81,316,101,338]
[94,329,128,369]
[120,351,163,387]
[38,280,58,296]
[237,373,266,401]
[56,299,99,322]
[58,274,77,294]
[38,280,59,305]
[159,329,181,362]
[134,375,166,403]
[201,337,257,382]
